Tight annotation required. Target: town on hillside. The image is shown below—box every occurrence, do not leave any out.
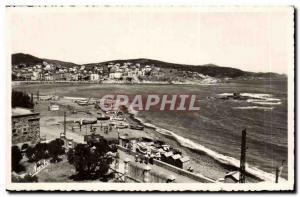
[12,60,217,84]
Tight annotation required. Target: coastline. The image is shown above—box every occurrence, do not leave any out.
[11,80,219,87]
[12,83,288,183]
[124,105,287,183]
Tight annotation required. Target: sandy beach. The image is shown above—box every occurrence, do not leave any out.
[32,94,261,182]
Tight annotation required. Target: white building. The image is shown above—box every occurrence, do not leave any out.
[137,70,145,76]
[144,65,152,72]
[90,73,100,81]
[31,71,39,81]
[109,72,123,79]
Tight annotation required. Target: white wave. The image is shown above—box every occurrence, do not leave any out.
[233,106,274,110]
[240,93,273,99]
[218,93,233,96]
[251,101,282,105]
[64,96,87,100]
[218,92,282,106]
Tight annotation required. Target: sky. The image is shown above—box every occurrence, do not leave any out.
[7,7,294,74]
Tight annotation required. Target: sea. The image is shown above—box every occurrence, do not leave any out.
[13,79,288,181]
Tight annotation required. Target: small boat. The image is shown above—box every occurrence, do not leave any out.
[130,125,144,130]
[75,119,97,125]
[116,111,123,116]
[116,123,129,129]
[112,116,124,121]
[82,119,97,125]
[97,116,111,121]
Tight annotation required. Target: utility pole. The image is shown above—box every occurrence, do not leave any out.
[275,160,285,183]
[275,167,279,183]
[37,90,39,101]
[31,93,34,104]
[64,111,66,137]
[239,128,247,183]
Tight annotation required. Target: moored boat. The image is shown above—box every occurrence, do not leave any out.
[130,124,144,130]
[97,116,111,121]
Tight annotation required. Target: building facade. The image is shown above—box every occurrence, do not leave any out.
[12,108,40,145]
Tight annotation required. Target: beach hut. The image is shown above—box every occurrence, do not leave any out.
[170,154,181,166]
[119,135,129,147]
[48,103,59,111]
[131,139,137,152]
[161,151,174,164]
[175,157,190,170]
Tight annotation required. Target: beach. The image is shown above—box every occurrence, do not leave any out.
[12,80,288,182]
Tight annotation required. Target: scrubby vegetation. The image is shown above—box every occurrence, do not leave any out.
[12,90,34,108]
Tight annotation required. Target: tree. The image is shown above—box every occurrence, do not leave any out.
[11,146,24,173]
[47,138,65,163]
[12,90,34,108]
[25,146,35,161]
[68,138,114,181]
[26,143,49,162]
[34,143,49,161]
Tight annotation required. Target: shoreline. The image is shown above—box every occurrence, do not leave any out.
[124,105,286,183]
[11,80,219,86]
[13,83,288,183]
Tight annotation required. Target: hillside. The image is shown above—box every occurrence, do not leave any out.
[12,53,43,65]
[12,53,286,79]
[85,58,285,79]
[86,58,246,78]
[12,53,80,67]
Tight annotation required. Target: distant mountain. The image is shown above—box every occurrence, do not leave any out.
[12,53,42,65]
[85,58,286,79]
[84,58,246,78]
[12,53,286,79]
[244,72,287,79]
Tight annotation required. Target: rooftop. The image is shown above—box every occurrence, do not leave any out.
[171,154,182,160]
[179,157,190,163]
[163,152,174,157]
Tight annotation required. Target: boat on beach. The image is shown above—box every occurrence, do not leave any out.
[75,119,97,125]
[112,116,125,121]
[130,124,144,130]
[97,116,111,121]
[116,122,129,129]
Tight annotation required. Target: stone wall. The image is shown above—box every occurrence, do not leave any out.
[12,114,40,144]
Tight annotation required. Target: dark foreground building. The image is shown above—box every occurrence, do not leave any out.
[12,107,40,145]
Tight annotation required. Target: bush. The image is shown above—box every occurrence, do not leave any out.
[12,90,34,108]
[12,173,38,183]
[26,143,49,162]
[11,146,24,173]
[48,138,65,163]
